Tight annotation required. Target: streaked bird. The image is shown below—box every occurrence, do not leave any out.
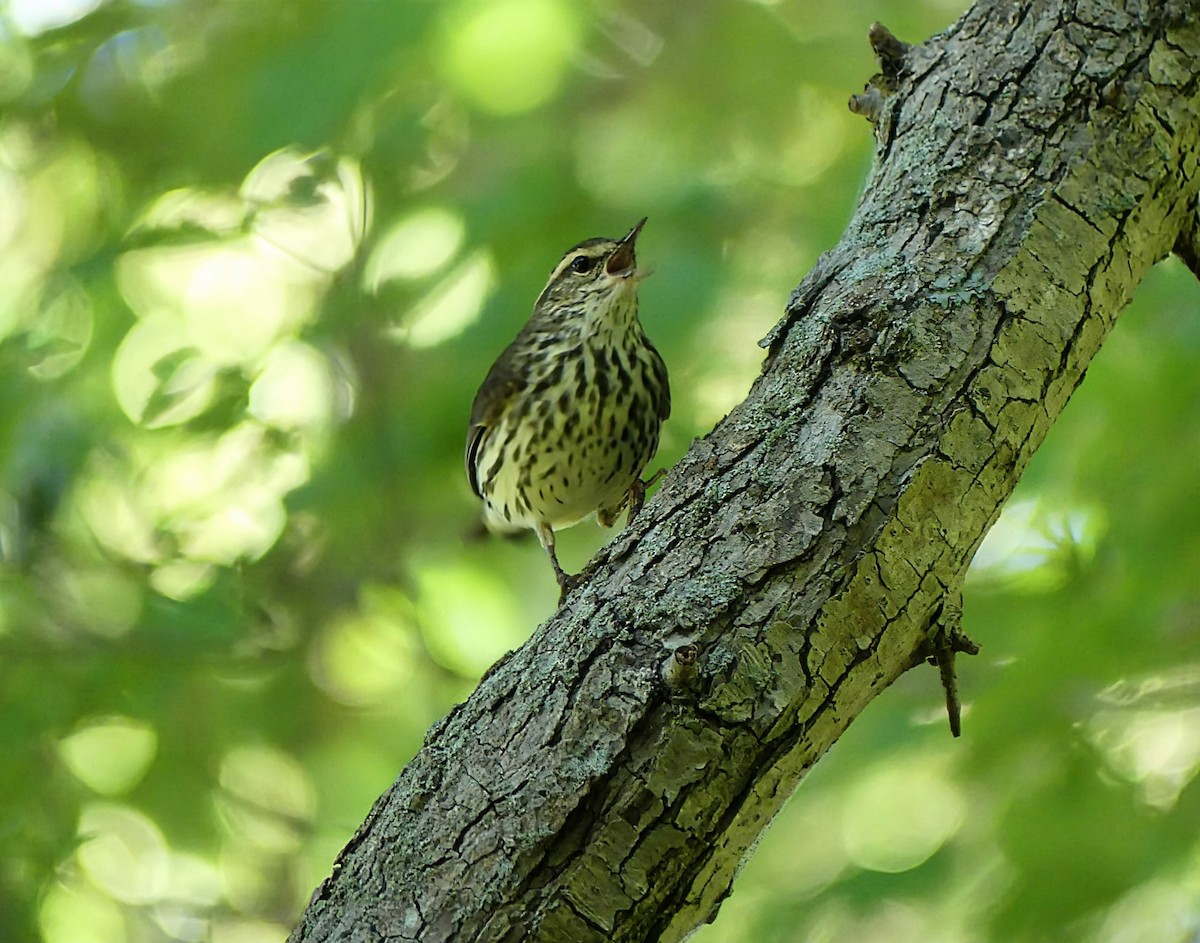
[466,218,670,599]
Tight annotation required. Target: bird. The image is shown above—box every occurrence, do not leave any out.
[466,218,670,600]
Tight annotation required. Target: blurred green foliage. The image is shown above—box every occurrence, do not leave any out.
[0,1,1197,942]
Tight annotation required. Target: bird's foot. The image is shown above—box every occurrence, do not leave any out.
[598,469,667,528]
[554,567,581,603]
[626,468,666,523]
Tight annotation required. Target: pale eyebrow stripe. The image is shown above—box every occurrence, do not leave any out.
[547,246,608,284]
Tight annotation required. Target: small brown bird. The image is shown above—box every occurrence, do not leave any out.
[466,218,670,598]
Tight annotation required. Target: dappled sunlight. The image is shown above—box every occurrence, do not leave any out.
[7,0,103,37]
[70,147,369,600]
[415,560,526,677]
[217,745,316,855]
[840,753,966,873]
[53,564,143,639]
[367,204,495,353]
[149,560,216,600]
[1090,706,1200,810]
[440,0,581,115]
[1095,875,1200,943]
[113,151,366,433]
[179,239,315,365]
[365,206,466,288]
[393,249,497,349]
[117,149,367,362]
[727,85,853,188]
[24,274,95,379]
[575,101,697,207]
[248,340,343,431]
[58,717,157,797]
[968,497,1105,591]
[110,315,220,427]
[152,852,223,940]
[117,237,311,370]
[309,584,420,708]
[46,826,231,943]
[76,457,161,566]
[0,127,107,346]
[242,151,371,275]
[77,803,169,905]
[75,422,309,598]
[39,879,127,943]
[134,187,245,237]
[1088,668,1200,810]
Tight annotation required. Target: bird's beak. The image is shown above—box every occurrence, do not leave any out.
[605,217,646,277]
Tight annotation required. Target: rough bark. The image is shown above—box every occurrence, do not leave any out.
[291,1,1200,940]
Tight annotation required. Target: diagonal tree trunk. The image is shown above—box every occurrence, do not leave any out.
[290,1,1200,940]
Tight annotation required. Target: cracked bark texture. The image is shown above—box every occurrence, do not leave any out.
[291,1,1200,941]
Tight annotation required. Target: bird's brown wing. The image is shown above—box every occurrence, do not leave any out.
[465,423,488,499]
[646,340,671,423]
[465,358,524,499]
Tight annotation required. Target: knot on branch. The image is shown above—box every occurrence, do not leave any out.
[848,22,911,130]
[869,21,910,79]
[662,642,703,697]
[915,590,980,739]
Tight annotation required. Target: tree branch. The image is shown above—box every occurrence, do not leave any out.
[290,1,1200,940]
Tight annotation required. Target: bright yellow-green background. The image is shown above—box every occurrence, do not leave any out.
[2,1,1199,942]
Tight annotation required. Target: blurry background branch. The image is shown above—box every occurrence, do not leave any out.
[3,1,1200,943]
[289,1,1200,941]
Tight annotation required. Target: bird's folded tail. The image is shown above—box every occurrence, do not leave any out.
[461,515,534,544]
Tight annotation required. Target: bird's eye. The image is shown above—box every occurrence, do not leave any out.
[569,256,595,275]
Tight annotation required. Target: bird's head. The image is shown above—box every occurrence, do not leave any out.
[531,218,648,329]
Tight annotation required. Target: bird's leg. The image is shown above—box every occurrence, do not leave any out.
[537,523,578,601]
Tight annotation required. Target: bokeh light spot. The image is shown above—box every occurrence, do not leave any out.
[76,464,160,565]
[841,757,965,873]
[138,423,303,565]
[8,0,103,37]
[398,250,496,349]
[442,0,580,115]
[416,562,526,677]
[365,206,465,288]
[153,852,222,940]
[77,803,169,904]
[110,314,215,427]
[248,341,335,431]
[1089,682,1200,811]
[39,880,126,943]
[243,150,371,275]
[25,275,94,379]
[217,745,316,854]
[310,587,418,707]
[969,497,1105,591]
[58,566,143,639]
[576,104,692,206]
[58,717,157,796]
[149,559,216,600]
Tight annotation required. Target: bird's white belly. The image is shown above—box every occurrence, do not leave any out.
[477,394,648,534]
